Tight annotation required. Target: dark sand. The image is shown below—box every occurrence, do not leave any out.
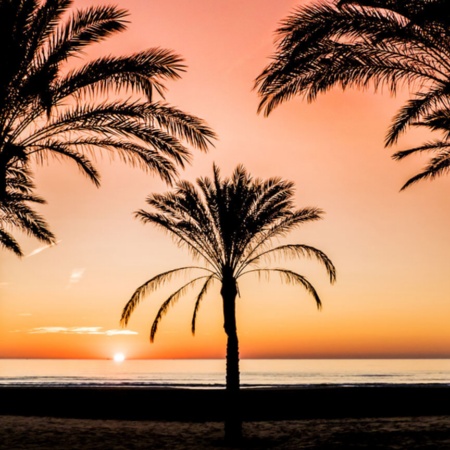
[2,386,450,449]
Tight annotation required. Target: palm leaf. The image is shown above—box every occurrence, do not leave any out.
[0,228,23,257]
[399,149,450,190]
[191,275,216,335]
[243,268,322,309]
[150,275,212,342]
[246,244,336,284]
[120,267,209,326]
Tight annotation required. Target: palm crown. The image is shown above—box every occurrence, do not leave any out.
[255,0,450,189]
[0,0,216,254]
[121,164,336,340]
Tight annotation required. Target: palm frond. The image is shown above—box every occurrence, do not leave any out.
[53,49,185,102]
[120,267,209,327]
[40,5,128,79]
[150,275,211,342]
[246,244,336,284]
[399,149,450,190]
[238,207,324,274]
[242,268,322,309]
[19,101,214,181]
[2,200,55,243]
[392,139,450,160]
[191,275,216,335]
[139,181,225,270]
[386,88,449,146]
[0,163,56,256]
[0,228,23,257]
[30,141,101,187]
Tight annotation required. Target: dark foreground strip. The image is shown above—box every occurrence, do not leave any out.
[1,385,449,421]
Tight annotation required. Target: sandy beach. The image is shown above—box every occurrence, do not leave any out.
[2,415,450,449]
[2,386,450,449]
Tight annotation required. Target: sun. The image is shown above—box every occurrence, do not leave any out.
[113,352,125,362]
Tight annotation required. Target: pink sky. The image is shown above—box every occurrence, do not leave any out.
[1,0,450,359]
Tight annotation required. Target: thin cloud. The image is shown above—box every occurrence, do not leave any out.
[26,240,62,258]
[67,268,85,288]
[30,327,68,334]
[27,326,138,336]
[105,329,138,336]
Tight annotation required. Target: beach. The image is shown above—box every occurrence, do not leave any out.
[2,386,450,449]
[2,415,450,449]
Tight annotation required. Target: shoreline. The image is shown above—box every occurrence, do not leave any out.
[2,384,450,421]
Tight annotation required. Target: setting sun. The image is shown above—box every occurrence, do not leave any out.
[113,353,125,363]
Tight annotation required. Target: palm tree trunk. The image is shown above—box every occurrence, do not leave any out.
[221,272,242,443]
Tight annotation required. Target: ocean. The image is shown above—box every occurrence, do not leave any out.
[1,359,449,388]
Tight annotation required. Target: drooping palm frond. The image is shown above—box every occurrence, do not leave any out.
[243,268,323,309]
[30,142,101,186]
[237,208,324,273]
[393,144,450,191]
[149,275,212,341]
[120,266,213,327]
[392,104,450,189]
[393,140,450,162]
[0,164,55,256]
[6,97,215,188]
[0,228,22,257]
[52,48,185,104]
[244,244,337,284]
[385,87,450,146]
[191,275,216,335]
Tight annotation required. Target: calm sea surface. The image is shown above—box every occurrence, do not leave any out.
[0,359,449,389]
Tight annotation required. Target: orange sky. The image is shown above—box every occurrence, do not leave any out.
[2,0,450,360]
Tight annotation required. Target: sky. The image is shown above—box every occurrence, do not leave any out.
[1,0,450,360]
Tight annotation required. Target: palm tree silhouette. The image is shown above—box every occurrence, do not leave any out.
[121,164,336,442]
[0,165,55,257]
[255,0,450,188]
[0,0,216,253]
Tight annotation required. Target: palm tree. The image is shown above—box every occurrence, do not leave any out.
[255,0,450,188]
[0,0,216,251]
[0,164,55,257]
[121,164,336,442]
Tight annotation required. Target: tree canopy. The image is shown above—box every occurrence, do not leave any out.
[255,0,450,189]
[0,0,216,255]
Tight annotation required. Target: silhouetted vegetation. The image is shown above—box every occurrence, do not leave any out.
[255,0,450,189]
[0,0,216,256]
[121,164,336,443]
[0,166,55,257]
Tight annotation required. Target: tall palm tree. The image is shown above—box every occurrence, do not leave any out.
[0,0,216,252]
[255,0,450,188]
[121,164,336,442]
[0,164,55,257]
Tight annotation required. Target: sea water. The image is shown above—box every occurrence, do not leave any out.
[1,359,449,388]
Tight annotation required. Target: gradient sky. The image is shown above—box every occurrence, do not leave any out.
[2,0,450,360]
